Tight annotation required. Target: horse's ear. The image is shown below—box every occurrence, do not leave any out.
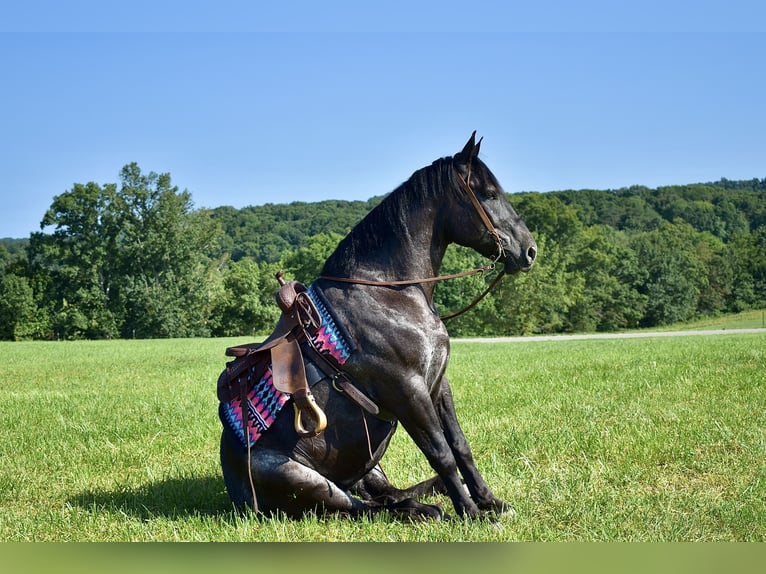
[474,136,483,158]
[457,131,481,163]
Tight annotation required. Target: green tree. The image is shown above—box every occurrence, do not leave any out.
[280,232,344,283]
[566,226,648,332]
[0,272,48,340]
[729,226,766,311]
[0,243,10,269]
[30,180,119,338]
[434,244,500,337]
[493,234,583,334]
[692,232,733,316]
[112,164,219,338]
[513,193,582,242]
[209,259,281,337]
[617,194,665,231]
[28,163,220,339]
[630,222,707,326]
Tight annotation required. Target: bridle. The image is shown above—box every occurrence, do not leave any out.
[319,162,507,321]
[455,162,506,264]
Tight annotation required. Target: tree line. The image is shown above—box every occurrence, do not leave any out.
[1,164,764,340]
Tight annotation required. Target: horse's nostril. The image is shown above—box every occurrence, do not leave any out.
[527,245,537,265]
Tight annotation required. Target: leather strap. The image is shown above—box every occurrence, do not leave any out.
[319,262,496,286]
[300,331,386,419]
[333,376,378,414]
[455,167,504,257]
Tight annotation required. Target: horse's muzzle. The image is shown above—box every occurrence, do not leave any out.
[504,241,537,273]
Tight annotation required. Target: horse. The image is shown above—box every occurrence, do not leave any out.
[218,132,537,520]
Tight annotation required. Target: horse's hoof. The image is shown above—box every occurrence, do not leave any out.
[410,503,446,522]
[479,497,515,517]
[483,504,516,521]
[423,504,447,521]
[391,498,445,521]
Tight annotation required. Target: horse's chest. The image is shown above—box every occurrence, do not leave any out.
[333,287,449,385]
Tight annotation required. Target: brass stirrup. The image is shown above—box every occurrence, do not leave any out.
[292,388,327,437]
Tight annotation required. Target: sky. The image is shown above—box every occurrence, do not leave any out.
[1,2,765,239]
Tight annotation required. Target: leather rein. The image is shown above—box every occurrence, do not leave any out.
[319,166,507,321]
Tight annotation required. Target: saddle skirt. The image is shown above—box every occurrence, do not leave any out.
[219,284,354,448]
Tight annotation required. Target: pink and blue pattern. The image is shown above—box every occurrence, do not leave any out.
[308,284,352,365]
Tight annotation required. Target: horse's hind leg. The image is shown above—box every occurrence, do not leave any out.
[352,464,448,504]
[233,447,443,520]
[221,429,444,520]
[221,434,364,515]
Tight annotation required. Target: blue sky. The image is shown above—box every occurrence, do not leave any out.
[1,2,765,239]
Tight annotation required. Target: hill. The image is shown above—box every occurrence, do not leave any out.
[209,178,766,262]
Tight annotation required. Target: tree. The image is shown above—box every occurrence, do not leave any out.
[28,163,220,339]
[112,164,220,338]
[29,181,119,338]
[0,272,47,340]
[280,232,344,284]
[434,244,500,337]
[729,225,766,311]
[492,234,584,335]
[630,222,707,326]
[11,173,766,339]
[512,192,582,242]
[692,232,733,316]
[566,226,648,332]
[209,259,282,337]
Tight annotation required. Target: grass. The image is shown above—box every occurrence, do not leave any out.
[0,329,764,541]
[644,308,766,332]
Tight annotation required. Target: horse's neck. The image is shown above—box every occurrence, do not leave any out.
[323,183,448,291]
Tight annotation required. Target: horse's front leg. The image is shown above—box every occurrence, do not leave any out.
[393,385,485,518]
[434,376,512,515]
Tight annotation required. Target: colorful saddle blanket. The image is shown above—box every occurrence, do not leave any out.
[219,284,354,448]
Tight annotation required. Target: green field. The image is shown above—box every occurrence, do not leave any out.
[649,308,766,332]
[1,329,764,541]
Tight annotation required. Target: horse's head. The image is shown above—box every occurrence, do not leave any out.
[450,132,537,273]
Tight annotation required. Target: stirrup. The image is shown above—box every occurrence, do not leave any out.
[292,388,327,437]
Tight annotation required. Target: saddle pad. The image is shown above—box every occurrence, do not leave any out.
[219,283,354,447]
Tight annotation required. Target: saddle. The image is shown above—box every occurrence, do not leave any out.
[217,272,327,437]
[217,272,381,440]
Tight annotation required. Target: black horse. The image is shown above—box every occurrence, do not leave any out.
[219,133,537,519]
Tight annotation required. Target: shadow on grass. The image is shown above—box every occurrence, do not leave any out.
[70,475,235,519]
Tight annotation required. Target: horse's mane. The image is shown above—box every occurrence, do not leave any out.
[321,156,459,276]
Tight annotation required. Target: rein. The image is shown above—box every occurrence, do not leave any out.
[319,166,506,321]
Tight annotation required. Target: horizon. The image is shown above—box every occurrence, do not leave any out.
[2,173,763,242]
